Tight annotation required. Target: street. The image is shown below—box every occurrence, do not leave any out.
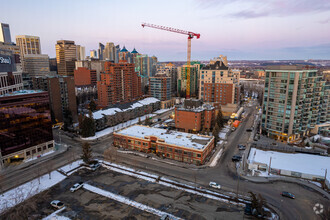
[0,106,328,219]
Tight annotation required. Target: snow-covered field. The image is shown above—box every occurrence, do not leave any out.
[83,183,181,219]
[82,114,156,140]
[248,148,330,182]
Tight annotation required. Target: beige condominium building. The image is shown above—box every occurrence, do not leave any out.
[56,40,77,76]
[199,55,240,117]
[262,65,327,142]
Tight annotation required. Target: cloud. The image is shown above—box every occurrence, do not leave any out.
[318,18,330,24]
[196,0,330,19]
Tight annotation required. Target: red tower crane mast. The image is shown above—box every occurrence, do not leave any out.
[141,22,200,98]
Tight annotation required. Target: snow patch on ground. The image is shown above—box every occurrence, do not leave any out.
[42,207,70,220]
[209,149,223,167]
[81,114,156,140]
[58,160,83,173]
[83,183,180,219]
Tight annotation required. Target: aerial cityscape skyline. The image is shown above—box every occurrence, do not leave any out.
[2,0,330,61]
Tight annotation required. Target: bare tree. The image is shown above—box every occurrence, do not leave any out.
[46,159,55,179]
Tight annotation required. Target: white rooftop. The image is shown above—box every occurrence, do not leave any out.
[248,148,330,182]
[116,125,213,151]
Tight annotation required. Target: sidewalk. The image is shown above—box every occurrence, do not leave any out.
[0,143,69,176]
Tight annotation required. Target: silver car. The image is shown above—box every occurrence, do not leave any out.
[70,182,84,192]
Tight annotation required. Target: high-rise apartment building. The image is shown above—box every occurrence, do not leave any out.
[149,72,171,101]
[102,42,116,61]
[119,46,131,62]
[0,23,12,43]
[158,63,178,96]
[199,56,240,116]
[16,35,41,56]
[134,54,156,77]
[32,76,77,123]
[262,65,326,141]
[90,50,97,59]
[76,45,85,61]
[55,40,77,76]
[177,62,201,97]
[97,61,141,107]
[23,54,50,76]
[98,43,104,60]
[0,90,54,168]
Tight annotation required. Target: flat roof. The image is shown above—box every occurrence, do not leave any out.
[0,90,45,97]
[248,148,330,182]
[116,125,213,151]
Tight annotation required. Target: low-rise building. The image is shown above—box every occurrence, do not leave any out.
[175,99,215,133]
[94,97,160,131]
[0,90,54,168]
[114,125,215,165]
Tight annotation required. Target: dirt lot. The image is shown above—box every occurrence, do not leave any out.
[1,166,244,219]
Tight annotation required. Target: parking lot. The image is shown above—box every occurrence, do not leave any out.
[2,166,244,219]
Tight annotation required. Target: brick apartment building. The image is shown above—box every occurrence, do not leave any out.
[97,60,141,107]
[175,99,215,133]
[199,56,240,117]
[114,125,215,165]
[74,67,97,86]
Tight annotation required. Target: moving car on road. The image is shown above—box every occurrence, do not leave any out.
[70,182,84,192]
[281,191,295,199]
[237,144,246,150]
[50,200,64,209]
[209,181,221,189]
[232,155,242,162]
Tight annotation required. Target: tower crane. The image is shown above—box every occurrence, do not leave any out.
[141,23,200,98]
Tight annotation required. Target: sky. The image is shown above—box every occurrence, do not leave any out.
[1,0,330,61]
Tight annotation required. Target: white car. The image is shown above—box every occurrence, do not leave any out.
[50,200,64,209]
[70,182,84,192]
[209,181,221,189]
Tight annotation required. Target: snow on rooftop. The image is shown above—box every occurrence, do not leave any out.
[116,125,212,150]
[92,97,159,120]
[248,148,330,182]
[137,97,159,105]
[93,108,122,120]
[0,90,45,97]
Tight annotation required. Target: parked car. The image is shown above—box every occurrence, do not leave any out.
[50,200,64,209]
[209,181,221,189]
[281,191,295,199]
[89,162,101,171]
[70,182,84,192]
[232,155,242,162]
[238,144,246,150]
[246,128,253,132]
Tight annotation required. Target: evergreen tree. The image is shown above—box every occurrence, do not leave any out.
[89,99,97,112]
[81,142,92,164]
[80,116,96,137]
[212,123,220,144]
[206,128,210,136]
[216,109,224,128]
[138,117,142,125]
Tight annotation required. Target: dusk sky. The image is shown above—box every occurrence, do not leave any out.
[2,0,330,61]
